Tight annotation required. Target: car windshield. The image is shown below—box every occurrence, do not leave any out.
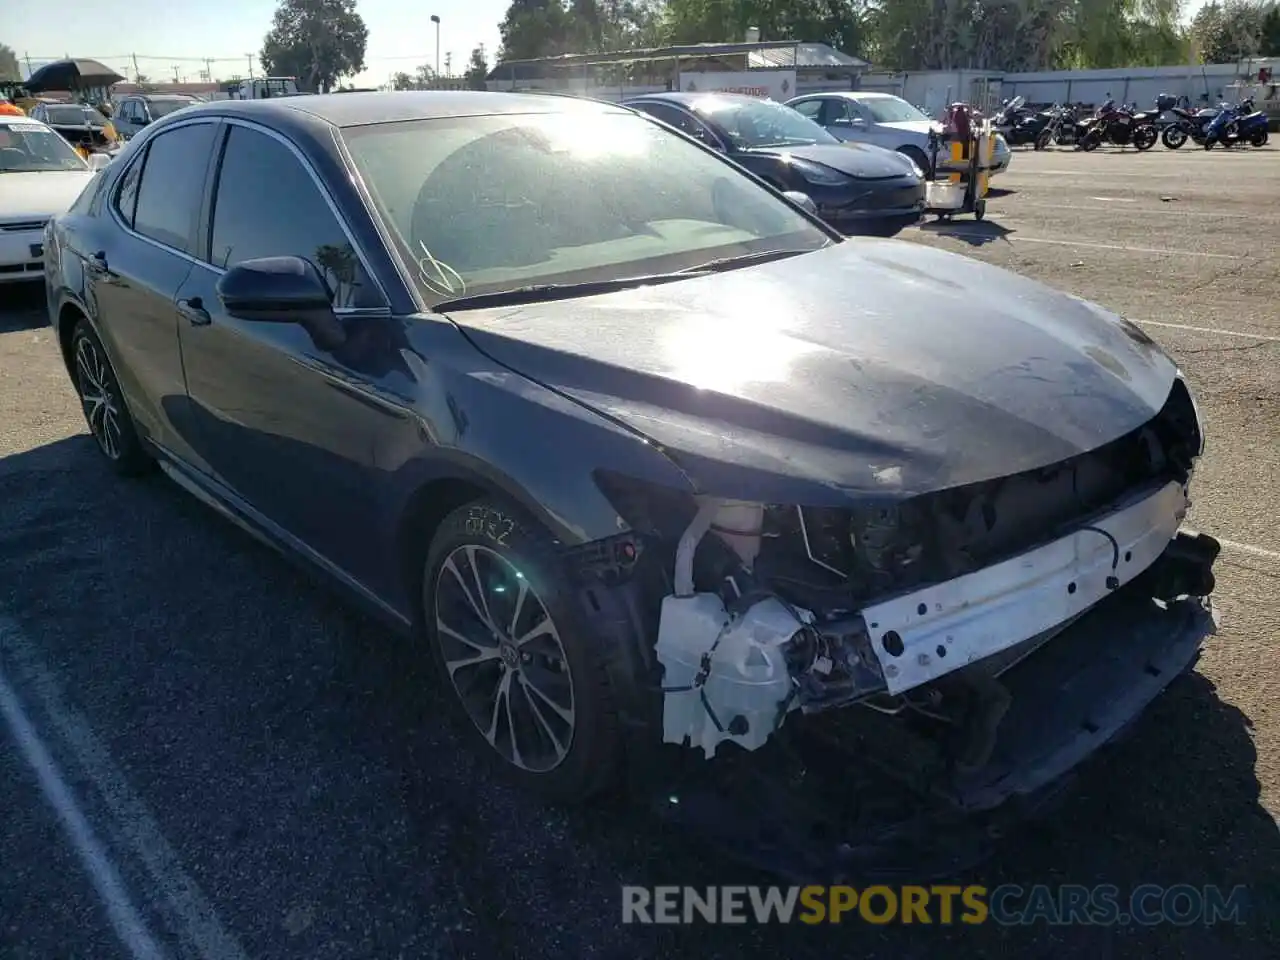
[342,109,832,307]
[149,99,193,118]
[693,97,839,148]
[0,122,88,172]
[45,105,103,126]
[861,97,930,124]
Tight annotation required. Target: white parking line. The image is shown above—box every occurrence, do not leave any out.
[999,202,1265,220]
[1135,319,1280,342]
[0,665,167,960]
[1217,537,1280,561]
[940,233,1249,259]
[0,618,249,960]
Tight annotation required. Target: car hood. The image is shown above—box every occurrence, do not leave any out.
[446,240,1177,505]
[0,170,94,221]
[746,142,916,179]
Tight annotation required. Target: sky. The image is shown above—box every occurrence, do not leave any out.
[9,0,1214,90]
[7,0,506,88]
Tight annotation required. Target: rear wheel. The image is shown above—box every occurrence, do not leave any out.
[70,320,151,476]
[1132,125,1158,151]
[1250,129,1268,147]
[423,497,621,803]
[1161,126,1187,149]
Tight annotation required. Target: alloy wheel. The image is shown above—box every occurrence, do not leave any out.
[434,544,576,773]
[75,335,123,460]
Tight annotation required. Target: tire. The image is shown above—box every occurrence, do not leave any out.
[69,319,152,476]
[1132,125,1158,151]
[1204,138,1216,150]
[1080,130,1102,152]
[896,145,930,176]
[422,496,621,803]
[1251,130,1269,147]
[974,199,986,221]
[1161,126,1187,149]
[1034,129,1051,151]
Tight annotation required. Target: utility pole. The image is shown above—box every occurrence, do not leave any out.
[445,52,452,78]
[172,64,181,83]
[430,14,441,77]
[23,52,33,78]
[247,54,255,80]
[204,58,214,83]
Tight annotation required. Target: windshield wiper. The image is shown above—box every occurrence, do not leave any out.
[676,247,820,274]
[432,272,702,312]
[432,249,820,313]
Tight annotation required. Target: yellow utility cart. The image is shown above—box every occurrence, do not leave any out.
[923,105,997,222]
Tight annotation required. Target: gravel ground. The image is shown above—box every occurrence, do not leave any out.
[1,144,1278,959]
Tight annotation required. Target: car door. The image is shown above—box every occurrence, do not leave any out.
[79,118,220,468]
[175,119,401,583]
[821,98,873,146]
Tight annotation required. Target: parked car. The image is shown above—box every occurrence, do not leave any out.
[26,102,121,158]
[786,91,1012,177]
[0,113,104,283]
[45,91,1217,876]
[623,92,925,233]
[111,94,199,140]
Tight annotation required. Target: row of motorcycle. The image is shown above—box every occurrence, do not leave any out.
[994,94,1271,151]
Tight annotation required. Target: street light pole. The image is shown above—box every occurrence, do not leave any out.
[430,15,441,79]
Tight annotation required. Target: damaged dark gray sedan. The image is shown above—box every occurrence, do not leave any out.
[45,91,1219,877]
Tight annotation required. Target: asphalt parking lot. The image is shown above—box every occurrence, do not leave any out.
[2,143,1278,959]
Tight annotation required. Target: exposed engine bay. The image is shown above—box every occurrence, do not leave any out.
[628,375,1218,823]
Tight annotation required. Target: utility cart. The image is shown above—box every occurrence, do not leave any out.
[924,103,996,222]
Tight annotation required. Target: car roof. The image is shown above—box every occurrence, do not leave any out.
[625,91,762,109]
[135,94,198,101]
[172,90,630,129]
[0,113,49,128]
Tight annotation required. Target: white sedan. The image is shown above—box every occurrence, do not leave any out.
[786,91,1010,177]
[0,114,107,284]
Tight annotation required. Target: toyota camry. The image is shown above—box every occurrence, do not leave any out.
[43,91,1219,877]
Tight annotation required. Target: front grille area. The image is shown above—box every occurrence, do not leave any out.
[756,378,1201,611]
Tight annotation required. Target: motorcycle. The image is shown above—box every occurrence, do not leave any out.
[1162,101,1222,149]
[1077,100,1138,150]
[1203,98,1270,149]
[1032,103,1074,150]
[992,95,1051,147]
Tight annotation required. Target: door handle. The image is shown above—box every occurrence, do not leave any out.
[87,250,120,284]
[177,296,211,326]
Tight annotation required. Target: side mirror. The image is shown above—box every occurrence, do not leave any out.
[216,256,346,349]
[782,190,818,215]
[86,153,112,171]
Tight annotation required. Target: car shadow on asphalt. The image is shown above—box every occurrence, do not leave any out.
[1,434,1277,959]
[917,218,1013,247]
[0,282,48,334]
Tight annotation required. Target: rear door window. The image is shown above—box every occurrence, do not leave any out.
[131,122,218,252]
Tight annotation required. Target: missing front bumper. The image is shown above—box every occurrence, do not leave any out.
[653,559,1218,881]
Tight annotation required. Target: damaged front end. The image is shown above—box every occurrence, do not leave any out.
[582,375,1219,879]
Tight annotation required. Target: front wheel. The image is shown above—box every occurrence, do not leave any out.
[1034,129,1052,151]
[1161,126,1188,149]
[423,497,621,803]
[1132,125,1158,151]
[1080,130,1102,152]
[70,320,152,476]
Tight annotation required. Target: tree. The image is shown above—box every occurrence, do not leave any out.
[1263,3,1280,54]
[465,46,489,89]
[1190,0,1272,62]
[0,43,20,81]
[261,0,368,94]
[390,64,435,89]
